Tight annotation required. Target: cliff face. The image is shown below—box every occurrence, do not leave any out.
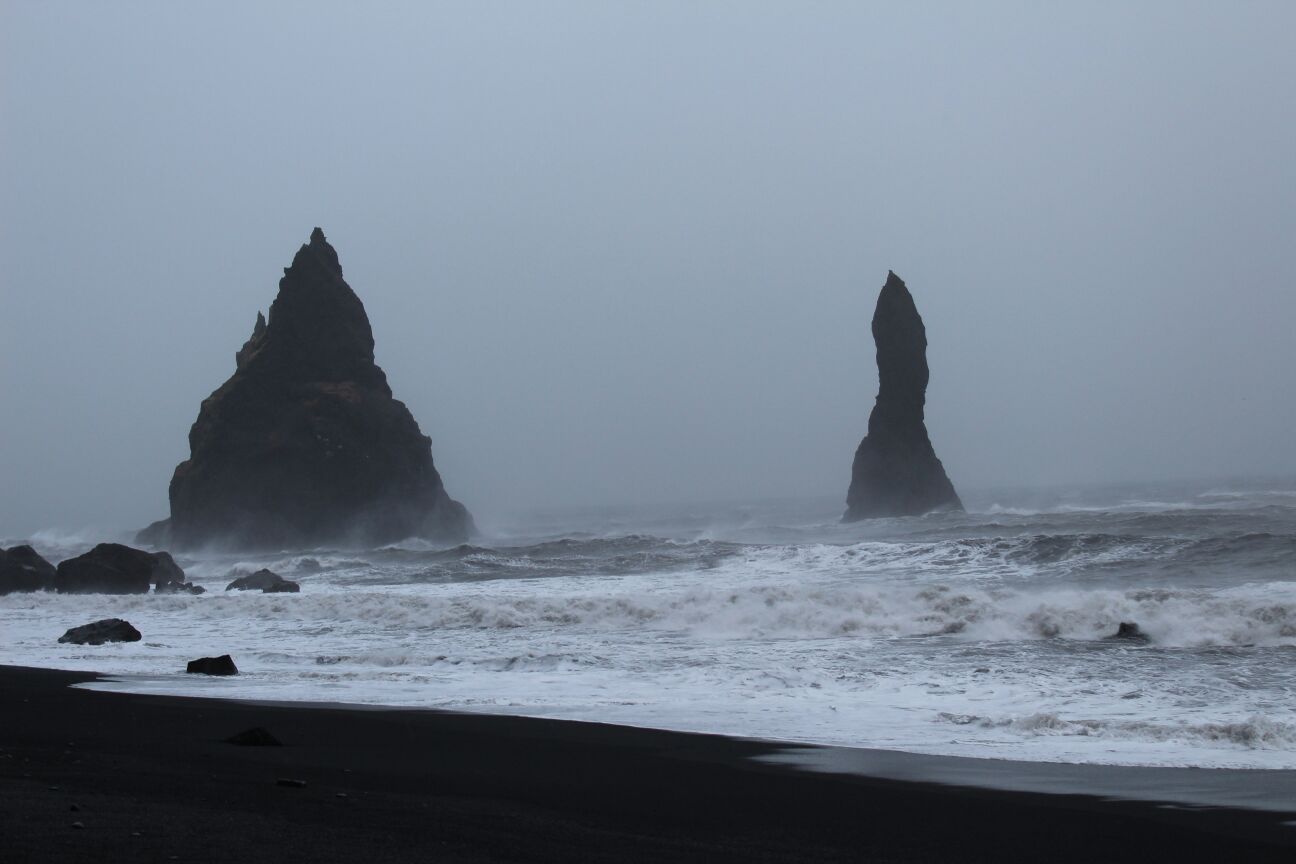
[845,271,962,520]
[141,228,472,549]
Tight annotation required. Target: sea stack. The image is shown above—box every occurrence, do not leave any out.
[139,228,472,549]
[844,271,962,520]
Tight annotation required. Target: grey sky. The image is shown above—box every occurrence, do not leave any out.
[2,2,1294,536]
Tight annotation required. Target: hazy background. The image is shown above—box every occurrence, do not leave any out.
[2,1,1294,536]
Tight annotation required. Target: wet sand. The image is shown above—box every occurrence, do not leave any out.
[1,665,1292,862]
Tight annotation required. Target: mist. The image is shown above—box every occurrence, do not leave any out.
[3,1,1294,537]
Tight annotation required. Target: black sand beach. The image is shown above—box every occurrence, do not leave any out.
[1,665,1292,863]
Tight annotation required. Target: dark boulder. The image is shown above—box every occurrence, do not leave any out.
[225,727,282,746]
[54,543,192,594]
[1108,621,1149,642]
[151,551,186,587]
[58,618,142,645]
[150,551,204,593]
[0,545,57,594]
[187,655,238,676]
[845,271,962,520]
[226,568,300,593]
[138,228,473,551]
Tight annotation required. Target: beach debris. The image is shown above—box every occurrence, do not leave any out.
[224,727,282,746]
[58,618,142,646]
[845,271,962,520]
[225,568,300,594]
[1108,621,1150,642]
[276,778,307,788]
[186,655,239,676]
[135,227,473,551]
[0,544,57,594]
[54,543,193,594]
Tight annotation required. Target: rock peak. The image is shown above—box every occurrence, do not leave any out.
[139,230,473,550]
[844,271,961,520]
[295,226,342,277]
[262,229,376,386]
[234,311,268,369]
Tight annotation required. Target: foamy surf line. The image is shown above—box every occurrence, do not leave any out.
[6,572,1296,771]
[8,488,1296,776]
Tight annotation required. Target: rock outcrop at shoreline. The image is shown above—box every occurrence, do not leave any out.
[0,545,56,594]
[187,655,238,676]
[58,618,142,645]
[226,568,299,593]
[845,271,962,520]
[55,543,194,594]
[139,228,472,550]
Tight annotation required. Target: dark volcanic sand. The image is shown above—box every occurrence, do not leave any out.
[1,666,1292,863]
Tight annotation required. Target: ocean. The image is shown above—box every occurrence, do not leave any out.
[4,480,1295,770]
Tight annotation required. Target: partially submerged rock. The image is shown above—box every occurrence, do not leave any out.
[54,543,195,594]
[226,568,300,593]
[1108,621,1150,642]
[845,271,962,520]
[187,655,238,676]
[58,618,142,645]
[0,545,56,594]
[139,228,473,550]
[156,580,206,595]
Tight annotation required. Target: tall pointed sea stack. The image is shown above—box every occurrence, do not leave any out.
[845,271,962,520]
[140,228,472,549]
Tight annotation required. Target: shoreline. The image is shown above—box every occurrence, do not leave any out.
[78,670,1296,811]
[2,665,1294,862]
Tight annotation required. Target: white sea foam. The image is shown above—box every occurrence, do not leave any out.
[4,565,1295,768]
[7,490,1296,770]
[9,574,1294,647]
[937,712,1296,751]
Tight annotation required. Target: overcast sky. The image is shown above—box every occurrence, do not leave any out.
[2,1,1294,535]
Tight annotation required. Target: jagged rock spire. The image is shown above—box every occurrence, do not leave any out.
[845,271,962,520]
[139,228,472,550]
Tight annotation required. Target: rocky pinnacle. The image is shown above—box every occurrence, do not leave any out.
[845,271,962,520]
[139,228,472,549]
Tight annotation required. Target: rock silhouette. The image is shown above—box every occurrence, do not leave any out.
[1109,621,1150,642]
[226,569,299,593]
[845,272,962,520]
[55,543,191,594]
[225,727,282,746]
[139,228,472,550]
[0,545,56,594]
[58,618,142,645]
[187,655,239,676]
